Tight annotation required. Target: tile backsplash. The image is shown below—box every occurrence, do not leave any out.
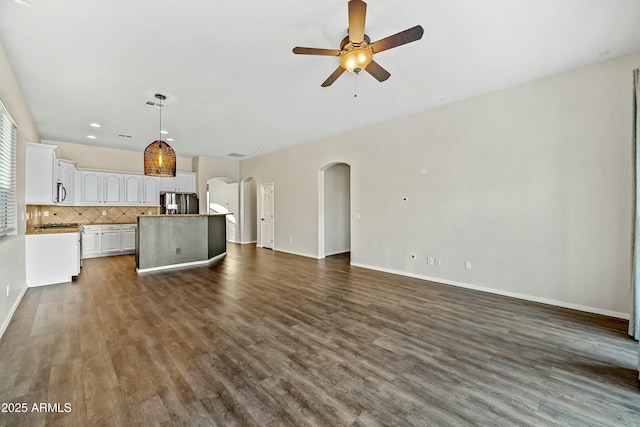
[27,205,160,229]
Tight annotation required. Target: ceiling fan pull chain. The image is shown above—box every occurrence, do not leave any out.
[354,74,358,98]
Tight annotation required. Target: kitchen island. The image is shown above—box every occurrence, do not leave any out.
[136,214,229,273]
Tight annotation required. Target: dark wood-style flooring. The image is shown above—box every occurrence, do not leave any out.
[0,244,639,426]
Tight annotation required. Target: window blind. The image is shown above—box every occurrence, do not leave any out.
[0,100,17,238]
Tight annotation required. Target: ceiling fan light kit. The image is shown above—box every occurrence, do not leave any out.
[293,0,423,87]
[144,93,176,177]
[340,48,372,75]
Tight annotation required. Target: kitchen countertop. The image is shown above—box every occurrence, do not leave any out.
[27,226,81,235]
[139,213,232,217]
[27,222,138,235]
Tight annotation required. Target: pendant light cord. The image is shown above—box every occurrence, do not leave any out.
[159,98,162,147]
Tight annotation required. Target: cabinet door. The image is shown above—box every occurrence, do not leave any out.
[101,229,121,253]
[80,171,102,205]
[25,143,56,205]
[176,172,196,193]
[142,177,159,205]
[158,176,176,191]
[82,231,100,258]
[124,175,143,205]
[56,160,76,205]
[103,173,123,205]
[121,227,136,251]
[26,233,80,287]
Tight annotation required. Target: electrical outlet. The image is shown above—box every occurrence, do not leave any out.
[6,285,9,297]
[353,212,361,219]
[427,256,434,265]
[289,237,293,243]
[435,258,441,266]
[409,253,417,260]
[102,211,107,216]
[43,211,49,217]
[419,168,428,174]
[465,261,472,270]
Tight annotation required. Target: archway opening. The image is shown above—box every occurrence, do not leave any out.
[207,176,238,243]
[319,162,351,258]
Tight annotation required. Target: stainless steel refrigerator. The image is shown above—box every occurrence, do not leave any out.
[160,192,199,214]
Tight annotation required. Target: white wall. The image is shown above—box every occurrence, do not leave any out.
[324,163,350,256]
[241,178,257,243]
[0,41,40,338]
[241,52,640,318]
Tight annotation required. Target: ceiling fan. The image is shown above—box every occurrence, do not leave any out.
[292,0,424,87]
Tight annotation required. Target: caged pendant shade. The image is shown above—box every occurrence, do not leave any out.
[144,140,176,177]
[144,93,176,177]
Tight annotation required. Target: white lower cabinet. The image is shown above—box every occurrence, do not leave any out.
[101,225,122,254]
[26,232,81,287]
[82,226,100,257]
[121,224,137,251]
[82,224,137,258]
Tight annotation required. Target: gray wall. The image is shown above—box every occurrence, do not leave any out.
[240,52,640,318]
[324,163,350,256]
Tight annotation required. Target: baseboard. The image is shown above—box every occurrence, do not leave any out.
[228,240,257,245]
[350,262,629,320]
[324,249,350,257]
[137,252,226,273]
[0,285,28,340]
[238,240,257,245]
[274,247,321,259]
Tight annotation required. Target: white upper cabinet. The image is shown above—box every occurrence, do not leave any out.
[157,172,196,193]
[25,143,57,205]
[80,171,123,205]
[124,174,159,205]
[55,160,76,205]
[158,176,176,192]
[26,141,188,207]
[142,176,159,205]
[176,172,196,193]
[124,174,143,205]
[103,173,123,204]
[80,171,102,205]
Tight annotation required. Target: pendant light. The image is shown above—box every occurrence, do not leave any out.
[144,93,176,177]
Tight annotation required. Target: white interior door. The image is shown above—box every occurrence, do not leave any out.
[260,183,274,249]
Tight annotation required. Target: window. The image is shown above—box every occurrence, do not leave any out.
[0,100,17,238]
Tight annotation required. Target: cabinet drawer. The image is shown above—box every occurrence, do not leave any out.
[83,225,100,232]
[121,224,137,230]
[101,225,122,231]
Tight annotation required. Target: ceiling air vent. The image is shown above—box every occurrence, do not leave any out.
[118,134,132,139]
[227,153,246,158]
[145,101,162,108]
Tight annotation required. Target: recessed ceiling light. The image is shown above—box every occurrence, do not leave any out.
[166,138,174,142]
[90,123,101,128]
[87,135,96,139]
[160,130,168,135]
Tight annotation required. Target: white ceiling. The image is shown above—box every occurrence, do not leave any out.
[1,0,639,159]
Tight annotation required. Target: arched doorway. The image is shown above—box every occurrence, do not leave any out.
[318,162,351,258]
[207,176,238,242]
